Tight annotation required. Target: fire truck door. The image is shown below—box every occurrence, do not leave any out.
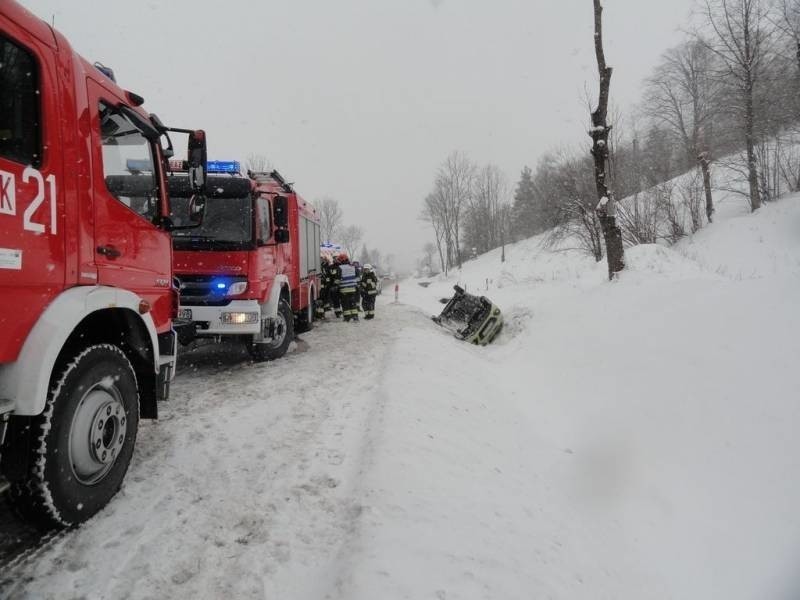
[87,80,172,313]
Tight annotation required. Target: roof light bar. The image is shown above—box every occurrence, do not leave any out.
[207,160,241,174]
[167,160,242,174]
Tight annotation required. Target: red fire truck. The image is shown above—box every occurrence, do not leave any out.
[171,165,322,361]
[0,1,208,526]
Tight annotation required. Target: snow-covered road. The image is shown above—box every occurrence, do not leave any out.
[1,300,426,599]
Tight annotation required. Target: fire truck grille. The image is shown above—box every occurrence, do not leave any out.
[176,275,247,307]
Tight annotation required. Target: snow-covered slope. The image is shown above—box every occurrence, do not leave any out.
[379,194,800,599]
[3,195,799,600]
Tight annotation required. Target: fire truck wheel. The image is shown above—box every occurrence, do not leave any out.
[249,299,294,362]
[295,297,315,334]
[8,344,139,528]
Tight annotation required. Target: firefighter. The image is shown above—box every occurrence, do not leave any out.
[316,254,330,319]
[337,253,359,322]
[327,254,342,318]
[360,264,379,320]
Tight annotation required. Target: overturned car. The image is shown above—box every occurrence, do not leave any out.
[432,285,503,345]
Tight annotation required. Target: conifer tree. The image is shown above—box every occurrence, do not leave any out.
[511,166,537,238]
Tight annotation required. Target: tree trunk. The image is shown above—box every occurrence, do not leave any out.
[591,0,624,279]
[454,218,463,269]
[698,151,714,223]
[796,40,800,73]
[744,83,761,211]
[742,19,761,212]
[436,240,446,275]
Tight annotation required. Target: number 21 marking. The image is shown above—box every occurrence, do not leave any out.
[22,167,57,235]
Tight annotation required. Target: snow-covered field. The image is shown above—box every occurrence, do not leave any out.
[3,194,800,600]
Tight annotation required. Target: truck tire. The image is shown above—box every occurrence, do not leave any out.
[295,296,315,334]
[249,299,294,362]
[7,344,139,528]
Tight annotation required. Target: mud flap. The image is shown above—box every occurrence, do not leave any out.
[174,319,197,346]
[156,330,177,405]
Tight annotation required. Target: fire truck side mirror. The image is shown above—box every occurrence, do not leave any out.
[187,130,207,193]
[188,194,206,225]
[273,195,289,229]
[275,228,290,244]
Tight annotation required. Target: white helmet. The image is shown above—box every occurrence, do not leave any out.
[363,264,373,272]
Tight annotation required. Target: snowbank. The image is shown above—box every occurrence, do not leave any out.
[381,194,800,599]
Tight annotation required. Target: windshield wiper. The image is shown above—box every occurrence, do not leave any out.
[173,233,215,240]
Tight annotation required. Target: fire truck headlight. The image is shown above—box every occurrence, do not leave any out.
[226,281,248,296]
[220,311,259,325]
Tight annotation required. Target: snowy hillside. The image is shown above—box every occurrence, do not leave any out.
[396,192,800,599]
[4,194,800,599]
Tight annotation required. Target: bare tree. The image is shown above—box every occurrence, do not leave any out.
[498,203,512,263]
[773,0,800,71]
[339,224,364,258]
[677,170,707,234]
[422,242,437,272]
[316,197,343,243]
[616,184,664,246]
[590,0,625,278]
[436,151,476,269]
[547,197,605,262]
[245,153,271,173]
[421,192,449,275]
[464,164,508,255]
[543,148,605,262]
[695,0,778,211]
[644,39,719,222]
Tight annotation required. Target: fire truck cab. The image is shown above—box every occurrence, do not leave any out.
[172,164,322,361]
[0,1,208,526]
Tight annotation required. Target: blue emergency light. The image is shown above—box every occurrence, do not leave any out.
[216,282,227,290]
[126,159,153,172]
[207,160,241,174]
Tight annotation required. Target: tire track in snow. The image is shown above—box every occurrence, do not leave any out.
[2,301,431,600]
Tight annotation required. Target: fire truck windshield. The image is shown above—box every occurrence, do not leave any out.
[171,195,254,250]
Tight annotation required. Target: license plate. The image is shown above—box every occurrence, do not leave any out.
[178,308,193,321]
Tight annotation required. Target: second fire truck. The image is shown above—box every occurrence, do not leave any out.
[171,164,322,360]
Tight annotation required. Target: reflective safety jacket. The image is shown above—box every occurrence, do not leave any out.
[338,263,358,293]
[360,271,379,295]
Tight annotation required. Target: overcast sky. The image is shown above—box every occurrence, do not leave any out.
[21,0,695,270]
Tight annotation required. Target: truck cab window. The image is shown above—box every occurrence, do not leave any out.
[0,34,41,166]
[258,197,271,242]
[99,101,158,221]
